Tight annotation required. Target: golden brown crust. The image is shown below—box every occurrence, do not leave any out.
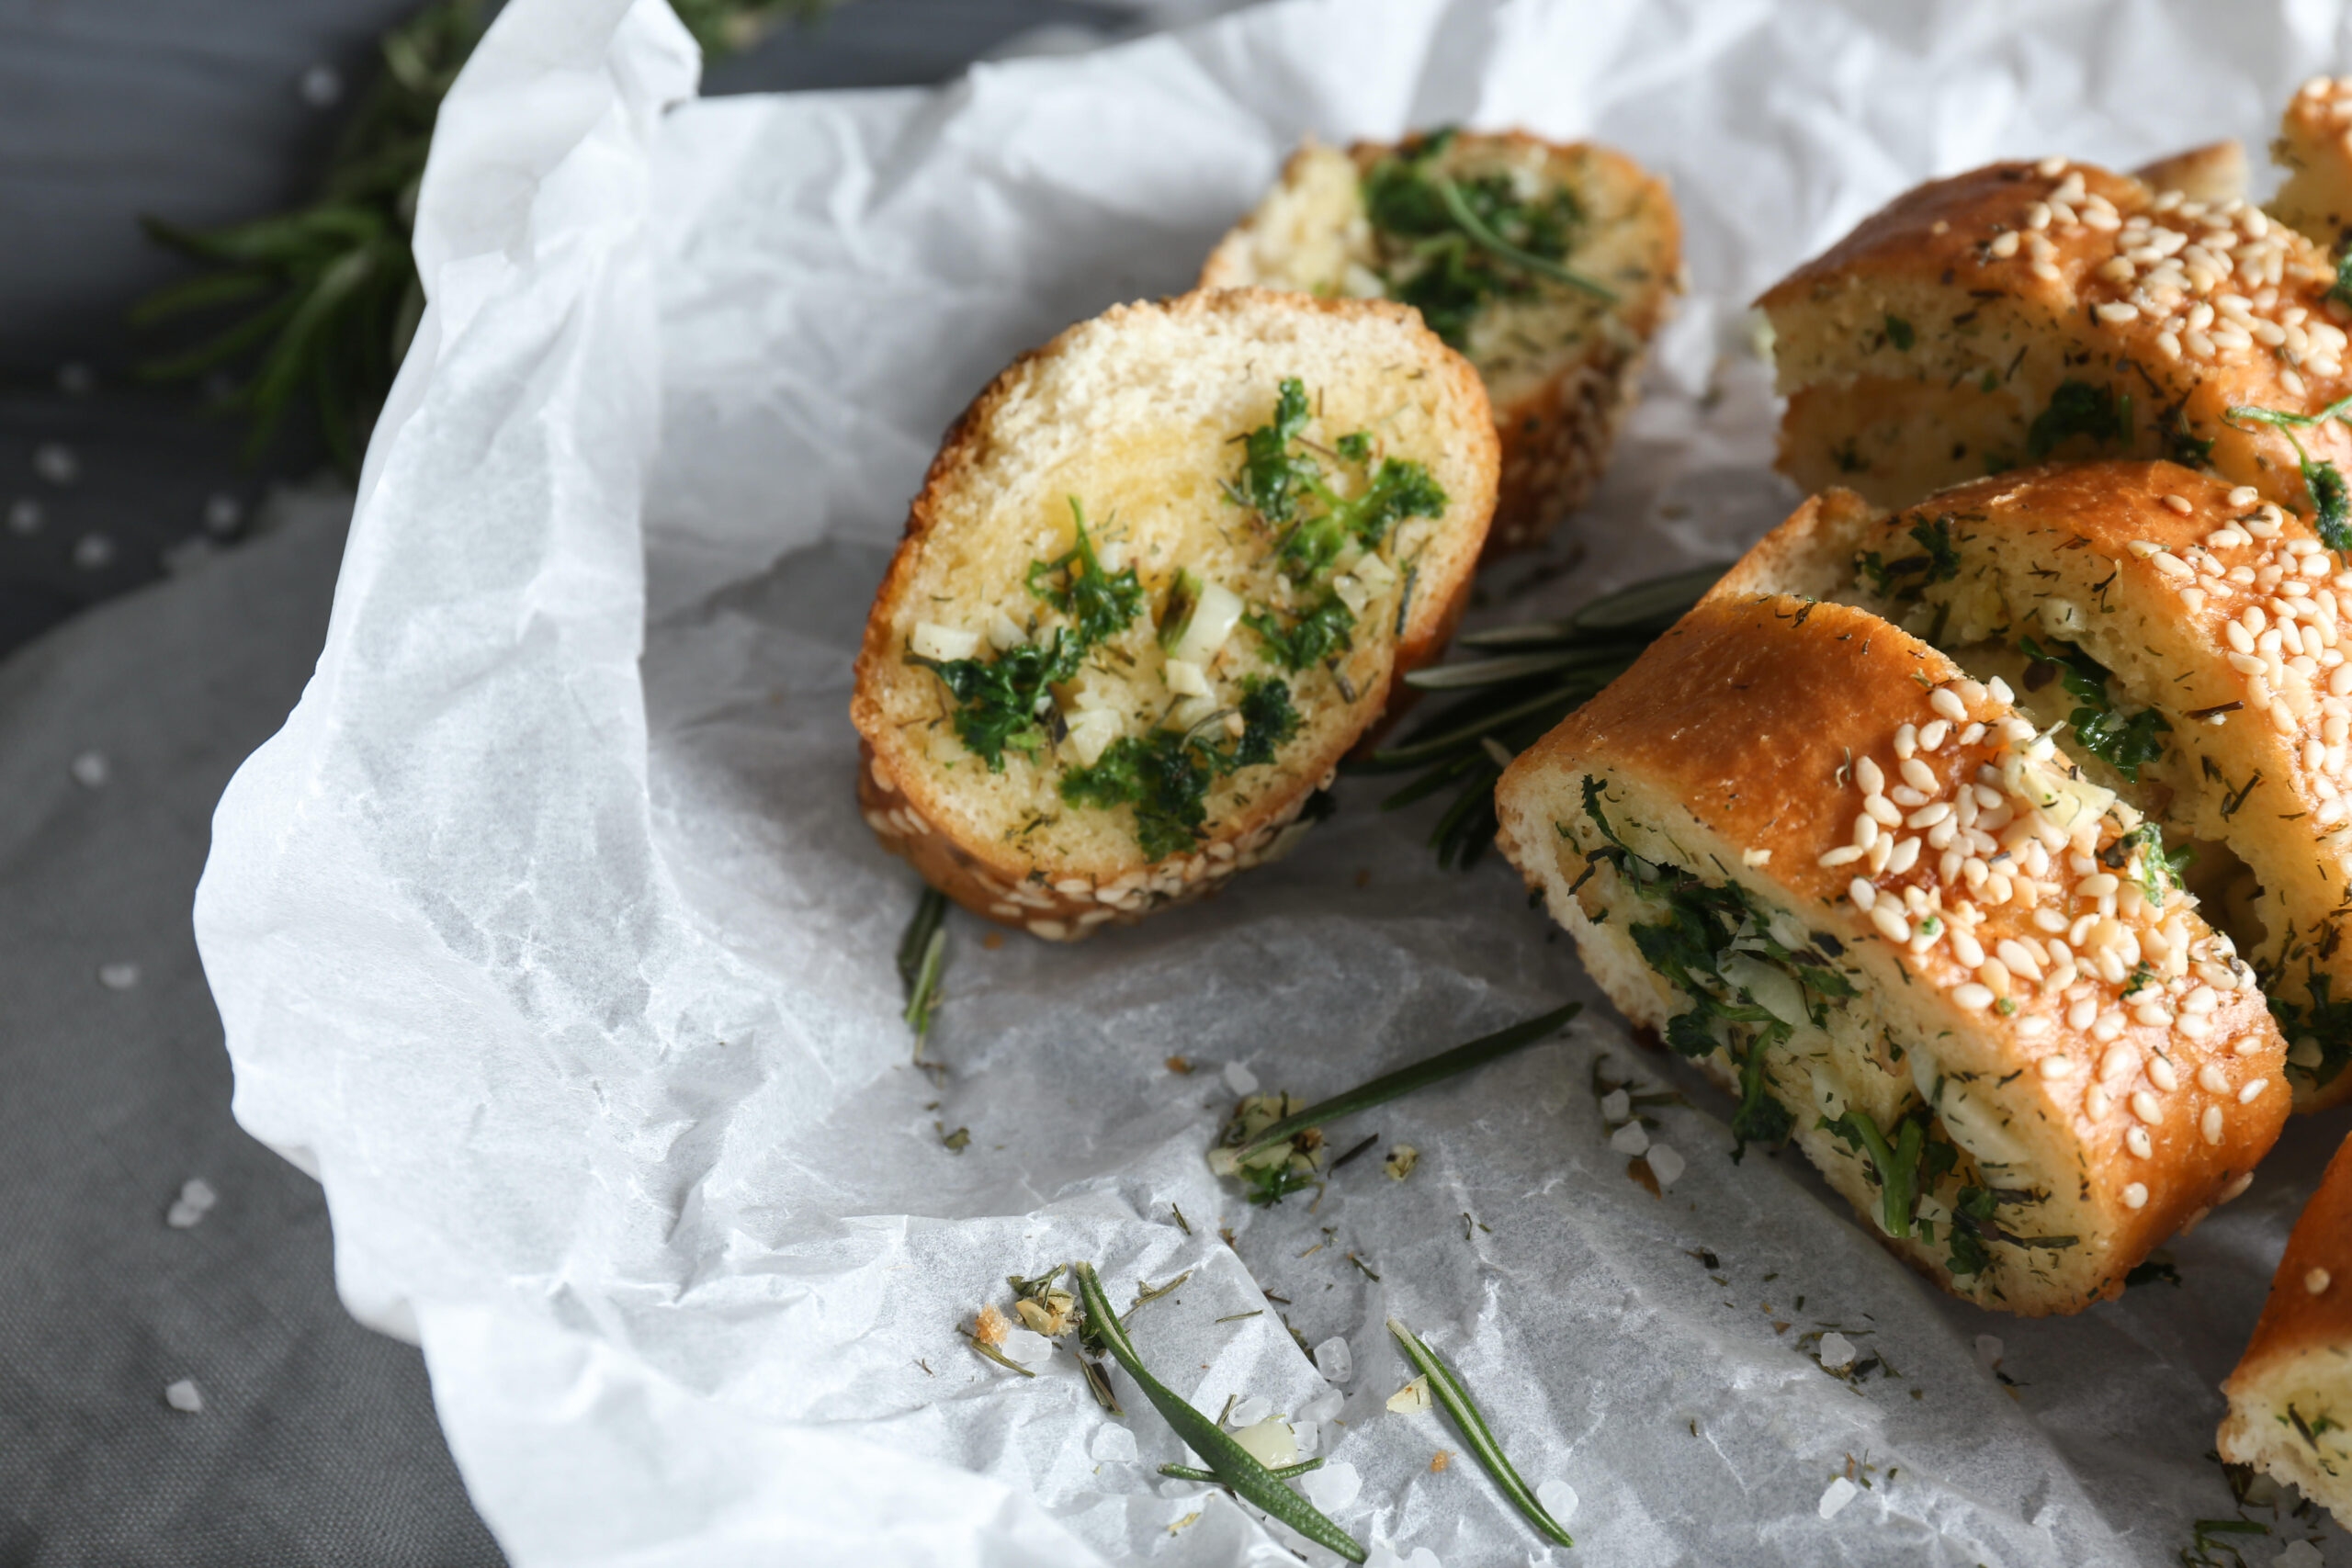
[2132,140,2247,207]
[1202,131,1680,557]
[1759,158,2352,513]
[849,287,1498,940]
[1497,592,2288,1313]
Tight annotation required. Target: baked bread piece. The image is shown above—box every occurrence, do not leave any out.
[1494,592,2288,1314]
[2271,76,2352,252]
[1718,462,2352,1111]
[1200,130,1679,556]
[1757,156,2352,513]
[852,288,1498,940]
[2132,141,2247,208]
[2220,1130,2352,1528]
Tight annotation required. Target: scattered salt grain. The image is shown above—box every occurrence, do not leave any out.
[1974,1334,2004,1371]
[1298,1387,1344,1425]
[1646,1145,1686,1188]
[299,62,345,107]
[1298,1459,1361,1512]
[7,498,40,534]
[1089,1422,1137,1463]
[1600,1089,1630,1121]
[1818,1476,1859,1518]
[73,534,116,570]
[997,1326,1053,1369]
[202,493,243,536]
[166,1179,217,1229]
[1817,1332,1856,1370]
[1609,1122,1650,1156]
[1227,1394,1272,1427]
[33,442,77,485]
[1313,1336,1352,1383]
[1536,1478,1579,1525]
[164,1379,203,1414]
[97,962,140,991]
[70,750,108,788]
[1291,1418,1320,1454]
[1222,1061,1259,1095]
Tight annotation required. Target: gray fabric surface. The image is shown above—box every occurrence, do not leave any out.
[0,491,503,1566]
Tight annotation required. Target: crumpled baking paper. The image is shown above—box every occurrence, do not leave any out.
[194,0,2352,1562]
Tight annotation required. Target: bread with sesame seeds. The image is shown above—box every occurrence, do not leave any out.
[1719,461,2352,1111]
[1757,157,2352,516]
[1493,591,2288,1315]
[2220,1130,2352,1529]
[2270,76,2352,253]
[1199,130,1680,558]
[851,287,1498,941]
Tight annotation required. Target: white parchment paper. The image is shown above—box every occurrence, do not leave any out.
[195,1,2352,1562]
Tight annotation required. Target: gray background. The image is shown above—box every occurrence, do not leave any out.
[0,3,1151,1559]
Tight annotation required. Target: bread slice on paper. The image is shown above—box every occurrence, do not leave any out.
[1757,154,2352,514]
[1719,462,2352,1113]
[1494,591,2287,1314]
[1202,129,1679,556]
[852,287,1498,940]
[2220,1131,2352,1529]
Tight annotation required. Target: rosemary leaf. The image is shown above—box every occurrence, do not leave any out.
[1232,1003,1579,1162]
[898,886,948,1051]
[1386,1316,1571,1547]
[1159,1458,1324,1483]
[1072,1263,1365,1562]
[1124,1269,1193,1325]
[1434,177,1616,301]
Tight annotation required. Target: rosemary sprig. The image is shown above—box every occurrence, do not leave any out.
[1160,1458,1325,1483]
[131,0,841,469]
[1359,562,1725,867]
[1434,176,1616,302]
[1071,1263,1366,1562]
[1386,1316,1571,1548]
[1224,1002,1579,1165]
[897,886,948,1053]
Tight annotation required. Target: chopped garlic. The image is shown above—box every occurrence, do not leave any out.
[910,621,979,661]
[1165,658,1210,698]
[1332,573,1371,615]
[1352,552,1398,592]
[1170,694,1219,729]
[1097,538,1128,572]
[1064,708,1123,766]
[1232,1416,1299,1468]
[1172,581,1245,666]
[987,610,1024,651]
[1386,1375,1431,1414]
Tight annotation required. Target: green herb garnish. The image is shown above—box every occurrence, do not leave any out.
[1884,314,1916,352]
[2018,634,2171,782]
[1386,1316,1573,1548]
[1070,1263,1366,1562]
[1059,676,1299,861]
[2026,379,2132,462]
[2225,397,2352,549]
[897,886,948,1055]
[1027,497,1144,648]
[1248,592,1357,671]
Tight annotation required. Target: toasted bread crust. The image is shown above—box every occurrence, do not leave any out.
[1201,132,1679,556]
[1759,158,2352,513]
[2220,1131,2352,1526]
[1496,592,2286,1314]
[2271,77,2352,251]
[850,288,1497,939]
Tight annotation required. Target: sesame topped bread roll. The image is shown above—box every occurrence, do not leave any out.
[1201,130,1680,556]
[2220,1131,2352,1529]
[1720,462,2352,1111]
[1758,155,2352,513]
[852,288,1498,940]
[1494,592,2288,1315]
[2270,76,2352,252]
[2133,141,2249,209]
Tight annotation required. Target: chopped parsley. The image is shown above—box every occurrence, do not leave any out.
[1883,313,1915,352]
[2224,397,2352,549]
[2017,634,2171,782]
[915,497,1140,772]
[2025,379,2132,462]
[1358,127,1608,349]
[1247,592,1357,671]
[2100,819,2187,905]
[1857,514,1961,596]
[2267,967,2352,1090]
[1058,676,1300,861]
[1225,378,1446,581]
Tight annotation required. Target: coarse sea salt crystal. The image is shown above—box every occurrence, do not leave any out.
[1647,1145,1686,1188]
[1366,1542,1442,1568]
[97,962,140,991]
[164,1379,203,1413]
[1974,1334,2004,1371]
[1298,1460,1361,1512]
[166,1178,217,1229]
[1819,1476,1859,1518]
[1089,1423,1137,1463]
[997,1326,1053,1368]
[1600,1089,1630,1121]
[1228,1394,1272,1427]
[1298,1387,1344,1425]
[1314,1336,1352,1383]
[1817,1332,1856,1370]
[70,750,108,787]
[1222,1061,1259,1095]
[1536,1478,1579,1525]
[1609,1122,1649,1156]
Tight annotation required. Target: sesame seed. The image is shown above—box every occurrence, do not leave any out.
[2130,1089,2162,1124]
[1894,723,1918,760]
[2232,1033,2266,1057]
[2222,1172,2254,1201]
[1899,757,1937,793]
[1819,845,1865,867]
[2309,1268,2333,1294]
[2161,493,2194,515]
[2126,1127,2154,1158]
[1918,719,1951,750]
[2122,1182,2148,1210]
[2036,154,2066,176]
[2149,1055,2181,1089]
[1853,814,1881,852]
[1743,847,1772,867]
[1871,905,1913,944]
[1953,982,1995,1011]
[2040,1053,2074,1079]
[2087,1085,2112,1118]
[1848,877,1877,911]
[1929,688,1968,723]
[2237,1077,2269,1103]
